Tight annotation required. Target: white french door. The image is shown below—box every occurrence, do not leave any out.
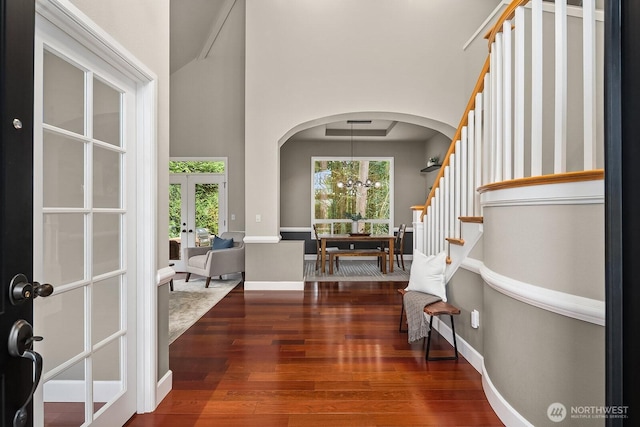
[169,174,226,271]
[32,15,137,427]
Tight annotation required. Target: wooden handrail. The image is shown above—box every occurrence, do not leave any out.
[421,55,490,218]
[477,170,604,193]
[484,0,531,49]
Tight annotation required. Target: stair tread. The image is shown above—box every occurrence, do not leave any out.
[445,237,465,245]
[459,216,483,223]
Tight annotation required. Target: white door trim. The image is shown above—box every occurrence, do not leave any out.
[35,0,160,415]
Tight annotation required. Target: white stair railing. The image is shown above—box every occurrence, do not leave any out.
[414,0,604,264]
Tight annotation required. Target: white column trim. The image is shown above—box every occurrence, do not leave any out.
[244,281,304,291]
[243,235,282,244]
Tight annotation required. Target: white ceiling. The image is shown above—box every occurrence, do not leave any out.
[170,1,446,144]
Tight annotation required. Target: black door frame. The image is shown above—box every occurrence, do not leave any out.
[605,0,639,425]
[0,0,36,425]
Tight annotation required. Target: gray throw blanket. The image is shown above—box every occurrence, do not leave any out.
[403,291,442,343]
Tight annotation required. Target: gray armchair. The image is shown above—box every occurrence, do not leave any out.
[184,231,245,287]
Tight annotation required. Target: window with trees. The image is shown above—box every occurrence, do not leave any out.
[313,157,393,235]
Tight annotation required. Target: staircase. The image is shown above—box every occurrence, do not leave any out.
[413,0,604,277]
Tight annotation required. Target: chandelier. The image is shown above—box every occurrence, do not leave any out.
[336,121,382,190]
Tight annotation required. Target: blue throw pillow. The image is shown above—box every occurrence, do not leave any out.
[212,236,234,249]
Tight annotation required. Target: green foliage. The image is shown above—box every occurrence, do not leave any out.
[169,184,182,238]
[194,183,219,236]
[314,159,391,222]
[169,160,225,174]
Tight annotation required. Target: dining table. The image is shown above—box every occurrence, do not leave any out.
[319,233,396,273]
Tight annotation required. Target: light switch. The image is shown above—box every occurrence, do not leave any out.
[255,214,261,223]
[471,309,480,328]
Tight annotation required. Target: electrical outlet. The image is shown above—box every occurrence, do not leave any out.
[231,214,236,220]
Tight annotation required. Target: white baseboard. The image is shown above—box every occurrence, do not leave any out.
[243,281,304,291]
[304,254,414,261]
[44,380,121,402]
[482,362,534,427]
[156,370,172,407]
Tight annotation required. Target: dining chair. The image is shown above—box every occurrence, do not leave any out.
[313,224,339,271]
[379,224,407,270]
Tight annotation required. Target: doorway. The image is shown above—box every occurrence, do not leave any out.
[169,160,227,271]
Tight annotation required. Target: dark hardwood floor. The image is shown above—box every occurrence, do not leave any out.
[126,281,503,426]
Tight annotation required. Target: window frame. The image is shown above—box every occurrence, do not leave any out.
[311,156,394,236]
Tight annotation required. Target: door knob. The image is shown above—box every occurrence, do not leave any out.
[8,320,43,427]
[8,274,54,305]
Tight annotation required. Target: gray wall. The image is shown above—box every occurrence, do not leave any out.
[170,0,246,230]
[480,201,604,425]
[484,204,604,300]
[246,241,304,282]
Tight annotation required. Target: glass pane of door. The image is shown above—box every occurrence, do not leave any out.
[193,182,219,247]
[169,182,183,262]
[43,50,84,134]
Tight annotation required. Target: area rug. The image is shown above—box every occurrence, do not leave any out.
[169,275,240,343]
[304,260,411,282]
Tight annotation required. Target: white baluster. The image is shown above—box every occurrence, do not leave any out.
[514,6,525,179]
[583,0,597,170]
[467,110,475,217]
[495,32,504,182]
[483,74,492,186]
[475,92,484,216]
[455,140,462,238]
[426,206,432,255]
[531,0,543,176]
[503,20,513,180]
[461,126,469,219]
[444,164,451,244]
[555,0,567,173]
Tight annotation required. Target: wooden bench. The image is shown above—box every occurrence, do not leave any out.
[329,250,387,274]
[397,289,460,361]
